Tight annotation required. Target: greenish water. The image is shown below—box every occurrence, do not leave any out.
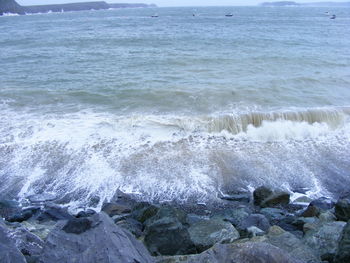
[0,6,349,209]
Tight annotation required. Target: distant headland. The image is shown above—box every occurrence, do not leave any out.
[0,0,156,16]
[261,1,350,7]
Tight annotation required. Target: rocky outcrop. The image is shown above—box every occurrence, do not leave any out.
[253,186,290,207]
[334,221,350,263]
[38,212,154,263]
[335,195,350,221]
[0,0,24,15]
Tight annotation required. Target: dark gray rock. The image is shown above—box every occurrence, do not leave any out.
[144,215,195,256]
[101,202,131,217]
[0,220,26,263]
[36,203,73,222]
[261,192,290,208]
[335,196,350,221]
[300,205,320,217]
[157,242,305,263]
[76,209,96,218]
[38,212,154,263]
[219,192,251,203]
[237,214,270,234]
[303,221,346,259]
[7,209,34,222]
[260,207,287,222]
[0,0,25,15]
[211,207,251,227]
[62,217,92,234]
[266,225,319,262]
[310,197,335,211]
[186,213,210,225]
[334,221,350,263]
[253,186,273,206]
[132,202,159,223]
[144,206,187,227]
[116,218,143,238]
[188,218,240,252]
[0,199,21,220]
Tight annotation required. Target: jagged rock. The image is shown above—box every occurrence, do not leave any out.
[132,202,159,223]
[334,221,350,263]
[188,219,240,252]
[0,199,21,220]
[36,203,73,222]
[300,205,320,217]
[266,226,319,262]
[261,192,290,208]
[156,242,304,263]
[0,220,26,263]
[237,214,270,235]
[304,221,346,259]
[335,195,350,221]
[21,221,56,241]
[76,209,96,218]
[260,207,287,222]
[144,214,195,256]
[101,202,131,217]
[253,186,273,206]
[116,218,143,238]
[310,197,335,211]
[38,212,154,263]
[211,207,251,227]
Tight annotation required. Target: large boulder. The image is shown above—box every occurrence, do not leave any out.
[156,242,304,263]
[303,221,346,259]
[38,212,154,263]
[188,219,240,252]
[0,220,26,263]
[0,200,21,220]
[335,195,350,221]
[266,226,319,262]
[101,202,131,217]
[132,202,160,223]
[253,187,290,207]
[334,221,350,263]
[253,186,273,206]
[237,214,270,235]
[211,207,250,227]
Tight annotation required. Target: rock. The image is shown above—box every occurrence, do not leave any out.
[188,219,239,252]
[76,209,96,218]
[7,209,34,222]
[21,221,56,241]
[157,242,304,263]
[246,226,265,237]
[260,207,287,222]
[293,196,312,204]
[310,197,335,211]
[62,217,93,234]
[116,218,143,238]
[28,193,57,203]
[144,215,195,256]
[0,220,26,263]
[101,202,131,217]
[334,221,350,263]
[186,213,209,225]
[144,206,187,227]
[300,205,320,217]
[132,202,159,223]
[219,192,250,203]
[36,203,73,222]
[261,192,290,208]
[319,211,336,222]
[0,199,21,220]
[335,196,350,221]
[266,225,319,262]
[253,186,273,206]
[292,217,319,231]
[39,212,154,263]
[237,214,270,234]
[303,221,346,258]
[211,207,250,227]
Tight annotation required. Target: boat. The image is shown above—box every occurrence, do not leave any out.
[225,13,233,17]
[151,14,158,18]
[330,14,336,19]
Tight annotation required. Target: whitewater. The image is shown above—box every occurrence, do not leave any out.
[0,6,349,210]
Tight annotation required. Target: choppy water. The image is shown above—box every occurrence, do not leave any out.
[0,6,350,209]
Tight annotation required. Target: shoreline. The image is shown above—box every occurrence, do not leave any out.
[1,186,349,262]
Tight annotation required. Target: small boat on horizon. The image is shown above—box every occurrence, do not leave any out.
[151,14,158,18]
[225,13,233,17]
[330,14,336,19]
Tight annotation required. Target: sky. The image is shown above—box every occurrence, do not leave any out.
[17,0,350,7]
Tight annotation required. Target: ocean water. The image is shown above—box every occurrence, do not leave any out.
[0,6,350,210]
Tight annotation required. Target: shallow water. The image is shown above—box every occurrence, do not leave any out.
[0,6,349,209]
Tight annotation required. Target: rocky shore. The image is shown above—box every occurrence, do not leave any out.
[1,187,350,263]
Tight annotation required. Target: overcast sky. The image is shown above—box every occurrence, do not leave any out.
[17,0,350,7]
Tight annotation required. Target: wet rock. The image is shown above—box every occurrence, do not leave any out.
[237,214,270,235]
[211,207,251,227]
[310,197,335,211]
[39,212,154,263]
[144,213,195,256]
[266,225,319,262]
[318,211,336,222]
[260,207,287,222]
[186,213,209,225]
[335,195,350,221]
[0,220,26,263]
[28,193,57,203]
[188,218,240,252]
[62,217,93,234]
[116,218,143,238]
[293,196,312,204]
[0,199,21,220]
[145,206,187,227]
[300,205,320,217]
[157,242,304,263]
[246,226,265,237]
[21,221,56,241]
[304,221,346,259]
[292,217,319,231]
[101,202,131,217]
[7,209,34,222]
[76,209,96,218]
[132,202,159,223]
[334,221,350,263]
[36,203,73,222]
[261,192,290,208]
[219,192,250,203]
[253,186,273,206]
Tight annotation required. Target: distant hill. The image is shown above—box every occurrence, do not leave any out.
[0,0,156,16]
[261,1,350,7]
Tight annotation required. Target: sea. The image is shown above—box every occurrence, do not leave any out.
[0,6,349,210]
